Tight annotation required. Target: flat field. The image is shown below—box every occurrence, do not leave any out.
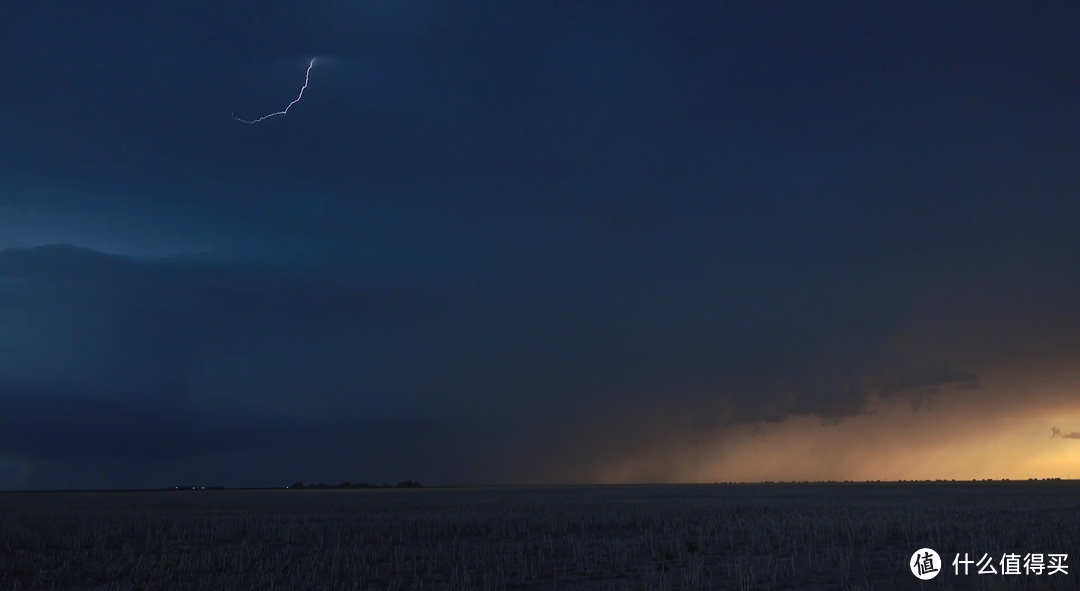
[1,483,1076,590]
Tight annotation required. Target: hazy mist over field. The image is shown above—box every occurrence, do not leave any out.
[1,2,1078,489]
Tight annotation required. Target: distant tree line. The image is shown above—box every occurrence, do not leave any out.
[288,481,422,489]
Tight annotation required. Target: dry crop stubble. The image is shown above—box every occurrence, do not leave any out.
[0,483,1077,590]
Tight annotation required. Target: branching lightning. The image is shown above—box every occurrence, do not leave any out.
[232,58,318,124]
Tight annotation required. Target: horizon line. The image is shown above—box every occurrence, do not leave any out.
[1,478,1074,494]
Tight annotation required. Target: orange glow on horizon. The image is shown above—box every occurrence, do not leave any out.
[595,366,1080,484]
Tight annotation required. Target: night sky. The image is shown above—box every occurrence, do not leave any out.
[1,2,1078,489]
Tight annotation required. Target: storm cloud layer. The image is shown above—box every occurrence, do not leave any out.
[1,1,1078,488]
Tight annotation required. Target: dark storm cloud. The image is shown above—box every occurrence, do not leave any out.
[1,2,1079,487]
[0,244,457,408]
[0,386,536,490]
[3,204,1078,487]
[0,382,509,478]
[0,244,516,485]
[0,387,250,460]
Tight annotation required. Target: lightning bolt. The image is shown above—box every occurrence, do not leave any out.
[232,58,317,124]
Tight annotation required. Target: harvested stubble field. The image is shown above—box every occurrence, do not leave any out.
[0,483,1077,591]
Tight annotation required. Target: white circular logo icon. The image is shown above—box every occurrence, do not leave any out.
[910,548,942,580]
